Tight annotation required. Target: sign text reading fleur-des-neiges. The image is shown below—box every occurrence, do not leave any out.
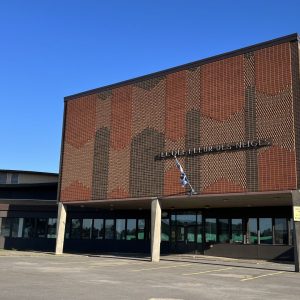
[155,139,272,160]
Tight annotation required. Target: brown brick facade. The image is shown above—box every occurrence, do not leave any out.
[60,38,300,202]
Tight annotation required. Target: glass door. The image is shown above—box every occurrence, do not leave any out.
[171,212,197,253]
[175,225,197,253]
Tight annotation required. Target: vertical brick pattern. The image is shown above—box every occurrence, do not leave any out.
[255,43,296,191]
[92,127,110,200]
[244,52,258,191]
[130,128,165,197]
[164,70,187,195]
[185,110,201,193]
[258,146,296,191]
[132,77,165,136]
[60,96,96,202]
[201,56,245,122]
[110,86,132,150]
[165,71,187,140]
[60,41,298,202]
[291,41,300,188]
[64,95,97,148]
[184,67,201,194]
[255,43,292,95]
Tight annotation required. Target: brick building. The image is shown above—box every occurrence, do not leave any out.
[56,33,300,267]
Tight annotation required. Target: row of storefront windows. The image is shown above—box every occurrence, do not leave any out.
[0,215,293,245]
[161,213,293,245]
[0,217,57,238]
[65,218,146,240]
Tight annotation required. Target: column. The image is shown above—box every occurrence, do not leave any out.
[55,202,67,255]
[292,191,300,272]
[151,198,161,262]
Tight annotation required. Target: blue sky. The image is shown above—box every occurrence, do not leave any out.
[0,0,299,173]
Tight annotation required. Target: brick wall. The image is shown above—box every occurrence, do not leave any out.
[60,41,298,202]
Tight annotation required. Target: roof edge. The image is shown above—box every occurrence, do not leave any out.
[0,169,58,176]
[65,33,299,101]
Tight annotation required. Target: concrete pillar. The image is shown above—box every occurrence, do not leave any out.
[292,191,300,272]
[151,198,161,262]
[55,202,67,255]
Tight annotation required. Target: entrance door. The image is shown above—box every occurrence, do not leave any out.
[175,225,197,253]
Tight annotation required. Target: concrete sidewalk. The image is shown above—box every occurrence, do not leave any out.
[0,249,294,271]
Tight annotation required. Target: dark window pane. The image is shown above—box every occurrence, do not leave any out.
[176,226,185,242]
[259,218,272,244]
[126,219,136,240]
[187,226,195,242]
[37,218,47,238]
[11,174,19,184]
[171,214,176,226]
[47,218,57,238]
[11,218,23,238]
[93,219,104,239]
[218,219,229,243]
[161,219,170,241]
[197,213,203,243]
[138,219,145,240]
[205,218,217,243]
[105,219,114,240]
[0,218,11,237]
[171,227,176,242]
[116,219,126,240]
[197,213,202,225]
[231,219,243,243]
[274,218,288,244]
[82,219,92,239]
[71,219,81,239]
[0,173,7,184]
[23,218,36,238]
[197,226,202,243]
[177,213,196,226]
[65,219,70,239]
[248,218,257,244]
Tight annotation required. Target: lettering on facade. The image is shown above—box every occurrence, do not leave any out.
[155,138,272,160]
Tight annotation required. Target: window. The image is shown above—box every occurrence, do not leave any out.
[93,219,104,239]
[197,213,202,243]
[126,219,136,240]
[0,173,7,184]
[274,218,288,244]
[161,219,170,241]
[176,226,185,242]
[231,219,243,243]
[218,219,229,243]
[47,218,57,238]
[116,219,126,240]
[105,219,114,240]
[65,219,71,239]
[71,219,81,239]
[36,218,47,238]
[0,218,11,237]
[205,218,217,243]
[23,218,36,238]
[12,218,23,238]
[82,219,92,239]
[137,219,145,240]
[171,214,176,226]
[11,173,19,184]
[187,226,195,242]
[177,213,197,226]
[259,218,272,244]
[248,218,258,244]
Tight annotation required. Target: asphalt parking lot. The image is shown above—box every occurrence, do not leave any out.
[0,250,299,300]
